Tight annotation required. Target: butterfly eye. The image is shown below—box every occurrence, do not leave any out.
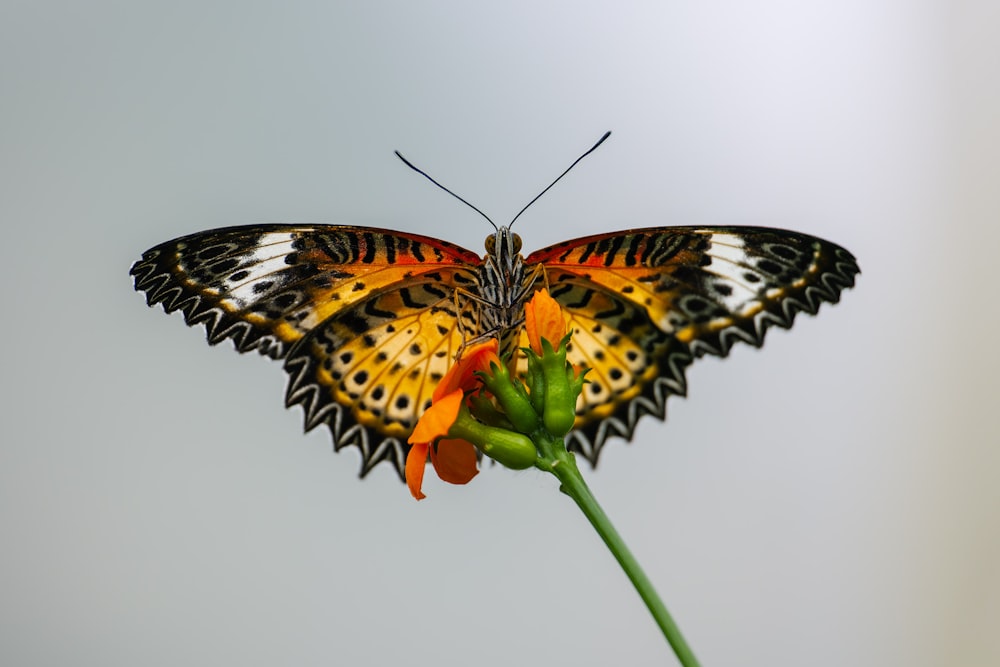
[484,234,496,254]
[511,233,522,254]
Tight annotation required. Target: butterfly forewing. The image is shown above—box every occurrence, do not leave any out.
[528,226,858,354]
[130,225,481,359]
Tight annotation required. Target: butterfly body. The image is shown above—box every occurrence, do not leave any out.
[462,226,534,357]
[131,223,858,478]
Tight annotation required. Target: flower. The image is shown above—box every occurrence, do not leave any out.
[404,290,579,499]
[524,288,568,355]
[405,340,499,500]
[523,289,581,437]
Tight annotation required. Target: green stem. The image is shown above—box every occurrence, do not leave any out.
[543,446,702,667]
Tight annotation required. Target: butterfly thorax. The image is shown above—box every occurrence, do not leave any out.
[472,226,534,357]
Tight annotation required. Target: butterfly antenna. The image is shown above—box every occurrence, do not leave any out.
[394,150,498,231]
[508,130,611,228]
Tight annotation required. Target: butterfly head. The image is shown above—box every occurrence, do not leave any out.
[484,226,523,266]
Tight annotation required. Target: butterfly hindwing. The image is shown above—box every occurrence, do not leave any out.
[515,279,693,465]
[284,273,476,478]
[528,226,859,459]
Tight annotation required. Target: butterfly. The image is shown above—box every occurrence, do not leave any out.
[131,222,859,479]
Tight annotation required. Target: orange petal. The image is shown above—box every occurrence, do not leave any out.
[525,289,566,355]
[525,297,541,354]
[430,438,480,485]
[405,442,429,500]
[432,339,500,401]
[409,389,464,444]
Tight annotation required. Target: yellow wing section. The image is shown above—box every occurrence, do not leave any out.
[284,274,476,477]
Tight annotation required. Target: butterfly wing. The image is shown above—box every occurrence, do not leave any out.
[524,226,859,464]
[283,272,478,477]
[131,224,481,477]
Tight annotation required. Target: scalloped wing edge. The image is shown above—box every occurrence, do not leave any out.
[283,343,409,481]
[130,250,290,359]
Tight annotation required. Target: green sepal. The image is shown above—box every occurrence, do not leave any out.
[467,392,514,430]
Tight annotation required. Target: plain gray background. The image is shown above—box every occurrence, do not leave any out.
[2,2,998,666]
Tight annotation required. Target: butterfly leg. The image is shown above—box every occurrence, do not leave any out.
[451,287,494,358]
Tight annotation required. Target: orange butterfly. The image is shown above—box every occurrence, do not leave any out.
[131,221,858,479]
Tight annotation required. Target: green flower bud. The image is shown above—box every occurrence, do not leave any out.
[477,428,537,469]
[478,361,540,434]
[525,352,546,414]
[449,409,537,470]
[539,338,576,437]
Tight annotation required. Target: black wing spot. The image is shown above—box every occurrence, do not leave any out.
[213,258,240,274]
[341,312,369,334]
[757,259,783,276]
[684,297,709,313]
[196,244,230,261]
[768,244,799,260]
[274,292,298,309]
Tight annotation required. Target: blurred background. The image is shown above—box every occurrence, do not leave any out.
[2,2,997,665]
